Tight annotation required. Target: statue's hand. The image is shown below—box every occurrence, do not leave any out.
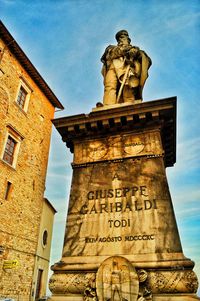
[124,48,139,66]
[137,297,146,301]
[128,47,139,58]
[122,45,132,51]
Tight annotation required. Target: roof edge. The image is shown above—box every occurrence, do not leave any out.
[43,198,57,213]
[0,20,64,110]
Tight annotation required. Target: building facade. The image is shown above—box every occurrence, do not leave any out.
[32,198,57,300]
[0,21,63,301]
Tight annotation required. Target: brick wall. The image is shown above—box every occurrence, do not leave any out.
[0,38,55,300]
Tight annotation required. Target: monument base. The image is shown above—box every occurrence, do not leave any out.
[50,99,200,301]
[92,99,142,112]
[49,295,83,301]
[49,256,199,301]
[49,294,200,301]
[153,294,200,300]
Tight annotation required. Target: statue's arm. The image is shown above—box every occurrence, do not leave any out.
[109,46,128,59]
[125,46,152,66]
[138,49,152,66]
[101,45,133,63]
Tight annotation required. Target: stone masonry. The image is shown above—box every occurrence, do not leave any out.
[0,22,63,301]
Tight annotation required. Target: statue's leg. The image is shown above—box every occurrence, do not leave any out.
[103,64,118,105]
[123,85,135,103]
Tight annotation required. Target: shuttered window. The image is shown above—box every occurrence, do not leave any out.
[3,135,16,165]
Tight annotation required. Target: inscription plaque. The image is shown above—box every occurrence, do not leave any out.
[62,158,181,257]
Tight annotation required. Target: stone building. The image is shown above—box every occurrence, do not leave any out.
[0,21,63,300]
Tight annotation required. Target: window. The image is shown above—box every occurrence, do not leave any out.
[5,181,12,200]
[35,269,43,300]
[1,125,24,168]
[17,86,28,109]
[15,77,32,112]
[42,230,48,247]
[3,136,17,165]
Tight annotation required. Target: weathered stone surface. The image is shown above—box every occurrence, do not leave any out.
[49,272,96,295]
[73,130,163,165]
[153,295,200,301]
[50,98,199,300]
[147,270,199,294]
[62,156,182,258]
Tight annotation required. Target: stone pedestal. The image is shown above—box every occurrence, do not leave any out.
[49,98,199,300]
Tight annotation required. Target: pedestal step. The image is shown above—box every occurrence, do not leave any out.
[49,293,200,301]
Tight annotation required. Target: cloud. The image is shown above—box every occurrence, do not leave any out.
[165,11,200,33]
[54,201,69,223]
[167,136,200,176]
[177,206,200,220]
[48,161,69,168]
[46,171,69,180]
[1,0,15,4]
[168,185,199,211]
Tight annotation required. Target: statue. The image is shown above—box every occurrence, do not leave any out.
[110,260,127,301]
[96,256,139,301]
[101,30,152,105]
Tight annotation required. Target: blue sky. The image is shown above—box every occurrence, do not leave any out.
[1,0,200,296]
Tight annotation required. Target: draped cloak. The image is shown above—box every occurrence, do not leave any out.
[101,45,152,100]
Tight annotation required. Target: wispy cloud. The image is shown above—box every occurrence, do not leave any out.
[1,0,15,4]
[177,136,200,162]
[46,171,70,180]
[165,11,200,32]
[167,136,200,176]
[172,187,200,203]
[177,206,200,220]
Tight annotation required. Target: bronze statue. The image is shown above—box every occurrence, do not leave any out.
[101,30,152,105]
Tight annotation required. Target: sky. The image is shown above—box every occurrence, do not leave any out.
[1,0,200,296]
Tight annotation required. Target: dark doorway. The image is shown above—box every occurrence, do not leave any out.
[35,269,43,300]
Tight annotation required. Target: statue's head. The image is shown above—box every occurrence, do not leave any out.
[115,30,131,45]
